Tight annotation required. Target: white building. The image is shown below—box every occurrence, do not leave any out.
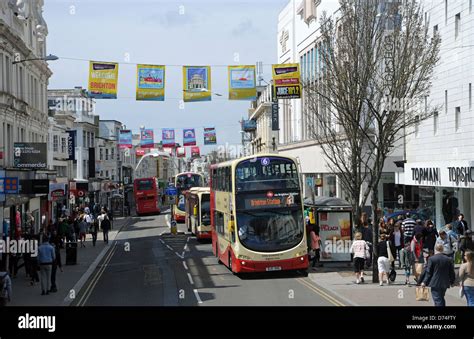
[276,0,402,211]
[399,0,474,228]
[0,0,53,237]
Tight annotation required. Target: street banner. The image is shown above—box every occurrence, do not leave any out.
[183,66,211,102]
[191,146,200,158]
[203,127,217,145]
[272,63,301,99]
[162,128,175,147]
[14,143,47,169]
[140,129,154,148]
[176,147,186,158]
[136,148,145,157]
[136,64,165,101]
[228,65,257,100]
[183,128,196,146]
[119,130,133,149]
[67,130,76,161]
[88,61,119,99]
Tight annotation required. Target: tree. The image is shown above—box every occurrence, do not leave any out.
[302,0,440,281]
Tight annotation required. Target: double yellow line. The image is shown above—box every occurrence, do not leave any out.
[296,278,345,306]
[76,242,118,306]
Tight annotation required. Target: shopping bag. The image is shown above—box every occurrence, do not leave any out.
[415,286,430,301]
[414,263,423,279]
[389,268,397,282]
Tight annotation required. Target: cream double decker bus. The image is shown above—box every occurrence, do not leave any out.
[185,187,211,240]
[210,154,308,274]
[173,172,204,222]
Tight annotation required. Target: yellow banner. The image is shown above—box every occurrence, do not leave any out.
[88,61,118,99]
[272,63,301,99]
[136,64,165,101]
[183,66,211,102]
[228,65,257,100]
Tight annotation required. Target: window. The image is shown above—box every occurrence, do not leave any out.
[415,115,420,137]
[83,132,86,147]
[455,13,461,39]
[215,211,224,235]
[100,148,103,160]
[106,170,109,178]
[445,0,448,25]
[111,147,115,160]
[445,90,448,114]
[433,24,438,35]
[61,138,66,153]
[53,135,59,152]
[455,107,461,131]
[105,149,109,160]
[0,53,3,91]
[470,83,472,109]
[433,111,438,135]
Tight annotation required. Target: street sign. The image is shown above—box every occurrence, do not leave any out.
[306,177,314,187]
[165,187,177,196]
[271,103,279,131]
[2,177,19,194]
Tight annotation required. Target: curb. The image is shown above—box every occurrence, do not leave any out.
[62,217,133,306]
[307,273,359,306]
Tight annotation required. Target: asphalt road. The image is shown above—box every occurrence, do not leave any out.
[73,211,345,306]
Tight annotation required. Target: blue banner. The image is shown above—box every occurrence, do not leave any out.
[183,128,196,146]
[162,129,175,147]
[140,129,154,148]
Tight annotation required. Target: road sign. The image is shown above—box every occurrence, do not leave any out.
[306,177,314,187]
[165,187,177,196]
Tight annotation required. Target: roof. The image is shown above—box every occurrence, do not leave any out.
[304,196,351,208]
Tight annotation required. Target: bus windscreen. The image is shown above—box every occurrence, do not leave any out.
[176,174,202,190]
[136,179,154,191]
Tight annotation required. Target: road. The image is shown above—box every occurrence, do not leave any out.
[72,211,345,306]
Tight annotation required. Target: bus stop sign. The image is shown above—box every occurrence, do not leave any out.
[165,187,177,196]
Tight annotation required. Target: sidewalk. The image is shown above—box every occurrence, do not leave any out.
[9,217,131,306]
[308,263,467,306]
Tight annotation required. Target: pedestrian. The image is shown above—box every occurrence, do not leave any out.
[37,235,55,295]
[459,250,474,306]
[100,211,111,244]
[350,232,370,284]
[400,241,414,285]
[309,225,321,269]
[389,222,404,268]
[421,243,456,307]
[79,216,87,248]
[454,213,468,237]
[377,233,395,286]
[50,232,63,293]
[411,233,424,284]
[460,230,474,263]
[402,212,416,244]
[0,268,12,306]
[414,219,424,239]
[437,229,457,262]
[107,209,113,230]
[90,219,99,247]
[379,218,390,236]
[359,213,373,268]
[423,219,438,256]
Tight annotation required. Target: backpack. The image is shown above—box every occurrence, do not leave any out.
[0,273,9,299]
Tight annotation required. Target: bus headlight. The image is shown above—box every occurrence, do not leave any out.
[295,251,307,257]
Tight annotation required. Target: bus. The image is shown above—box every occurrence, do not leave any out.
[185,187,211,240]
[210,154,308,274]
[174,172,204,222]
[134,177,161,216]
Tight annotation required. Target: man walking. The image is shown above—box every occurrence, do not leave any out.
[99,211,111,244]
[402,212,416,244]
[421,243,456,307]
[37,236,56,295]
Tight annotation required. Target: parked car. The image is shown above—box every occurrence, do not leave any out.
[383,210,429,223]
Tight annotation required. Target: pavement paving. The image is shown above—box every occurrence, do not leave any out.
[9,216,133,306]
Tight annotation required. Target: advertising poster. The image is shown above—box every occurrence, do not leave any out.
[203,127,217,145]
[88,61,119,99]
[183,66,211,102]
[228,65,257,100]
[140,129,154,148]
[176,147,186,158]
[119,130,133,149]
[136,64,165,101]
[13,143,47,169]
[191,146,200,158]
[272,63,301,99]
[162,128,175,147]
[183,128,196,146]
[318,211,352,262]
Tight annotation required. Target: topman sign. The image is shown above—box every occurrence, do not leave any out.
[405,161,474,188]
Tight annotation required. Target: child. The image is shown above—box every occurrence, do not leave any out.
[399,241,414,285]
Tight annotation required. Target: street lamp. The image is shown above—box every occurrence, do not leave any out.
[134,151,170,172]
[12,54,59,64]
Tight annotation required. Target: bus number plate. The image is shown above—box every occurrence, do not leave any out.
[266,266,281,272]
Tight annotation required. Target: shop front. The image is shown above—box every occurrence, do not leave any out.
[401,161,474,229]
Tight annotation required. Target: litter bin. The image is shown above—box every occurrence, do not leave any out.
[65,242,78,265]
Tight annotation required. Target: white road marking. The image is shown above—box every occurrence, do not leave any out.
[183,261,188,270]
[193,289,203,304]
[186,238,190,244]
[159,239,165,244]
[181,251,185,258]
[175,252,184,259]
[184,244,188,251]
[166,245,173,251]
[187,273,194,285]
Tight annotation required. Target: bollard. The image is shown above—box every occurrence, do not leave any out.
[171,220,177,235]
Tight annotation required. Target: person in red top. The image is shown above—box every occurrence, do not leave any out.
[310,225,322,269]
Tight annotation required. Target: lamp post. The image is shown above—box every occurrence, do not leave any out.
[12,54,58,64]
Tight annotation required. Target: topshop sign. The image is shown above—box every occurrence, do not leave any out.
[405,162,474,188]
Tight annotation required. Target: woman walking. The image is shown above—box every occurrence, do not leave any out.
[309,225,321,269]
[79,217,87,248]
[459,250,474,306]
[400,241,414,284]
[350,232,370,284]
[390,222,404,268]
[377,234,395,286]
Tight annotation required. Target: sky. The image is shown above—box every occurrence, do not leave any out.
[43,0,288,154]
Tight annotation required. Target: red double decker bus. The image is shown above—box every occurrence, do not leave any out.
[134,177,161,216]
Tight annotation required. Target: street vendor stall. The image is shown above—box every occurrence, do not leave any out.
[304,196,353,262]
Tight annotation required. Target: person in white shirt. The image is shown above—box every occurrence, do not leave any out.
[350,232,370,284]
